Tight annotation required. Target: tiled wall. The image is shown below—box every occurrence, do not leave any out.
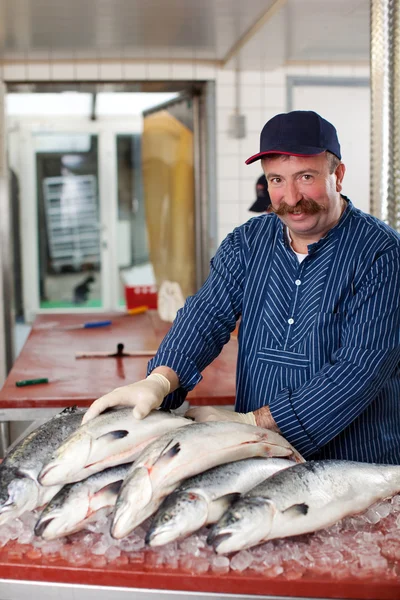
[0,60,370,246]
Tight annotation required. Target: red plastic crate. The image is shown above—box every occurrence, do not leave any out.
[124,285,158,310]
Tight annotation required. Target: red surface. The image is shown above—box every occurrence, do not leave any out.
[0,312,237,409]
[125,285,158,310]
[0,542,399,599]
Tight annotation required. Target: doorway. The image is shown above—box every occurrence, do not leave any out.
[6,83,211,325]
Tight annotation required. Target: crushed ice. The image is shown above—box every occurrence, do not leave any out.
[0,495,398,581]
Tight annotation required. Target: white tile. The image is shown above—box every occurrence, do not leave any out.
[193,63,217,80]
[241,85,262,108]
[216,107,232,132]
[170,63,195,80]
[216,84,236,109]
[147,62,171,79]
[240,177,259,202]
[217,179,241,203]
[351,65,370,78]
[99,62,124,80]
[123,63,147,79]
[3,64,27,81]
[239,134,260,161]
[245,109,264,132]
[305,64,333,77]
[329,65,354,77]
[239,158,262,179]
[263,85,286,108]
[287,64,315,76]
[218,201,240,224]
[239,204,256,224]
[217,131,241,155]
[75,62,100,80]
[217,155,241,179]
[26,63,51,80]
[263,68,285,86]
[216,69,235,85]
[217,223,236,245]
[50,63,75,80]
[241,71,262,85]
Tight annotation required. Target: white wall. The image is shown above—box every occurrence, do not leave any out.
[0,60,370,247]
[292,83,370,214]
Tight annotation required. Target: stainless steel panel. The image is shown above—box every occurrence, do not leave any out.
[370,0,400,229]
[0,580,334,600]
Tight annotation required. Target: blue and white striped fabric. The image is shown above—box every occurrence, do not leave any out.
[148,198,400,464]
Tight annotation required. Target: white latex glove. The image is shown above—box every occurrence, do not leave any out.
[82,373,170,423]
[185,406,256,426]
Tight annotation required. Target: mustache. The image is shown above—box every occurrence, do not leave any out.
[267,198,326,217]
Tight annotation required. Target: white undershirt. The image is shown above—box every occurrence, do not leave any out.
[286,228,308,264]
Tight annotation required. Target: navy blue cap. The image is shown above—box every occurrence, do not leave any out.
[249,175,271,213]
[245,110,341,165]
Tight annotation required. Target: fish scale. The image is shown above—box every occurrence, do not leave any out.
[0,406,85,525]
[146,457,295,547]
[209,459,400,554]
[39,409,191,486]
[35,462,133,540]
[111,421,303,540]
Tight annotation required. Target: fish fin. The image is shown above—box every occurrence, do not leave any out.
[59,405,79,415]
[96,480,124,498]
[154,440,181,466]
[91,480,124,510]
[95,430,129,441]
[207,493,241,524]
[282,503,309,517]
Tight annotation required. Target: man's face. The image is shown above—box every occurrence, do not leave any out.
[262,153,345,242]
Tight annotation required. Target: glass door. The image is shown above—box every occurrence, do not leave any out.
[35,132,102,309]
[18,124,112,320]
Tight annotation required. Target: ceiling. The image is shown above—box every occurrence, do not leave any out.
[0,0,370,70]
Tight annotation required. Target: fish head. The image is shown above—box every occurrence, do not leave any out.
[111,466,155,539]
[146,491,208,547]
[39,431,92,486]
[34,486,90,540]
[0,470,38,524]
[207,496,275,555]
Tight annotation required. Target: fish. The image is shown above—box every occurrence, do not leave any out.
[39,409,191,486]
[35,463,132,540]
[0,406,85,525]
[111,421,303,539]
[208,459,400,554]
[146,457,295,547]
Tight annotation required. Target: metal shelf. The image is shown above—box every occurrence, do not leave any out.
[43,174,101,271]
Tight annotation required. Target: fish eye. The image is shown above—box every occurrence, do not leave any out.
[162,514,171,523]
[228,513,241,524]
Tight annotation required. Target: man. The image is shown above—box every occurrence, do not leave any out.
[249,174,271,213]
[83,110,400,464]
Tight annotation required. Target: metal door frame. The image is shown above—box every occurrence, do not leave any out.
[16,119,140,321]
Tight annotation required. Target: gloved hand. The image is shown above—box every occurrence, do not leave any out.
[82,373,171,423]
[185,406,256,426]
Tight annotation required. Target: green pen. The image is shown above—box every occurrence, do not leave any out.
[16,378,49,387]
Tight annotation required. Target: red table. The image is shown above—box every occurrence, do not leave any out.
[0,542,398,600]
[0,312,237,420]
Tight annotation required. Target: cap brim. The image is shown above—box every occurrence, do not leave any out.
[249,197,271,213]
[245,148,326,165]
